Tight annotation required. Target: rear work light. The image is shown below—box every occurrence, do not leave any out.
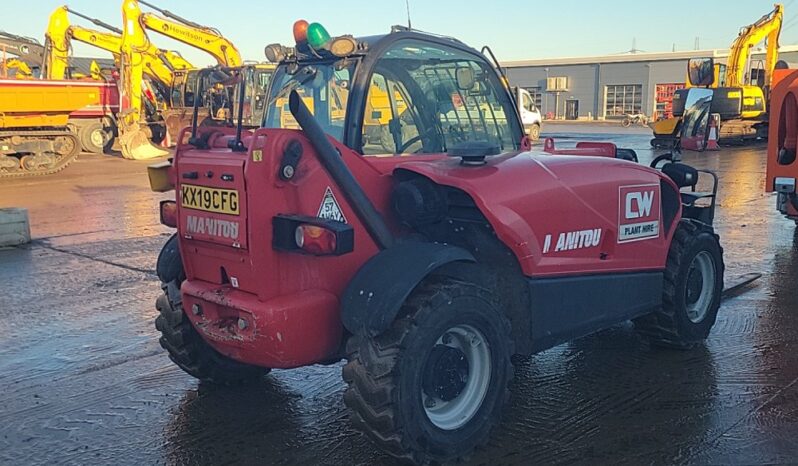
[160,200,177,228]
[273,215,354,256]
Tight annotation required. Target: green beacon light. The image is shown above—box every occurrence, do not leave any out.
[306,22,331,49]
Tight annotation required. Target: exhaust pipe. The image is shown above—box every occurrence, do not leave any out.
[289,90,394,250]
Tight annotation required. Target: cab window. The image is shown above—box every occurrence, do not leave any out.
[263,61,354,143]
[361,40,520,156]
[521,92,536,112]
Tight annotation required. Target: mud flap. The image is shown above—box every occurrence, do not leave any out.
[119,121,169,160]
[340,242,475,337]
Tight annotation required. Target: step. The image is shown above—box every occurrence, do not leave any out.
[0,207,31,246]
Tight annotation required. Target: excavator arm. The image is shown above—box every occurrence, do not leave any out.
[1,58,33,78]
[0,31,45,65]
[44,6,193,86]
[726,3,784,88]
[128,0,241,66]
[43,6,71,79]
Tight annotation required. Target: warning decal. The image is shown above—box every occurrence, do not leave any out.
[317,187,347,223]
[618,184,661,243]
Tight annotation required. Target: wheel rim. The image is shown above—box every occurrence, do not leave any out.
[90,128,107,148]
[421,324,491,430]
[530,125,540,139]
[685,251,716,323]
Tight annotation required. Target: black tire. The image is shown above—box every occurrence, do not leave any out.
[527,123,541,141]
[77,120,115,154]
[155,282,269,384]
[634,220,724,348]
[622,118,632,128]
[342,277,513,464]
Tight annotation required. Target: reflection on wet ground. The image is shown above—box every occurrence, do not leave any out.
[0,130,796,465]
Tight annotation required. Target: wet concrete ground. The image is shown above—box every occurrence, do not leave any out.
[1,125,797,465]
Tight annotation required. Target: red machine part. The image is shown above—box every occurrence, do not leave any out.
[170,127,679,368]
[768,68,798,193]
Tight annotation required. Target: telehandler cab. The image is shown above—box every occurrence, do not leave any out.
[150,22,725,464]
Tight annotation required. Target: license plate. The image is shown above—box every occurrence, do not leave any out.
[181,184,240,215]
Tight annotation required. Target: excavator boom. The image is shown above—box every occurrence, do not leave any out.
[128,0,241,66]
[44,6,193,86]
[726,3,783,88]
[0,31,45,65]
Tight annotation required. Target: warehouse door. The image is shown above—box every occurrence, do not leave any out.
[605,84,642,118]
[565,99,579,120]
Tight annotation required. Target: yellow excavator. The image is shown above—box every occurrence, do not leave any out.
[0,31,44,78]
[0,58,34,78]
[651,3,784,146]
[42,5,195,157]
[122,0,276,145]
[127,0,241,67]
[43,6,193,85]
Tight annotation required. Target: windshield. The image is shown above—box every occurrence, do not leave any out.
[263,60,356,143]
[361,40,520,156]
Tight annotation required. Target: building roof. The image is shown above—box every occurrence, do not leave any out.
[501,45,798,68]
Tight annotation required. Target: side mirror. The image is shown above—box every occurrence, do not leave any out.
[455,67,475,91]
[687,58,715,87]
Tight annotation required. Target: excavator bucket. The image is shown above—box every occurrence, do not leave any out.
[119,122,169,160]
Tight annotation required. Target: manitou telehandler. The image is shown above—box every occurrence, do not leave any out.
[149,21,725,464]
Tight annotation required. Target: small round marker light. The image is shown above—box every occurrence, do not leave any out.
[293,19,309,44]
[306,22,331,49]
[329,36,357,57]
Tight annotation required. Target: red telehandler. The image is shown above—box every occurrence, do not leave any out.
[148,22,725,464]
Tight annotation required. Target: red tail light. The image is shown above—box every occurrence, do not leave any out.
[272,215,354,256]
[295,224,337,254]
[160,200,177,228]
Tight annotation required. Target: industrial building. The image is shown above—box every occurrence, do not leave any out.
[503,46,798,120]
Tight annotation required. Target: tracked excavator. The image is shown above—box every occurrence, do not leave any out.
[651,4,784,146]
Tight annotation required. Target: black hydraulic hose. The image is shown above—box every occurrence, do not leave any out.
[288,90,394,250]
[65,8,123,35]
[139,0,207,31]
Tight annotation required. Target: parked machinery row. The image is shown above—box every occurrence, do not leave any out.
[0,0,275,177]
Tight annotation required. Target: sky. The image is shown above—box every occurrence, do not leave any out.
[4,0,798,67]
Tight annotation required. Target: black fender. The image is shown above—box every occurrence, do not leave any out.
[156,233,184,284]
[340,241,475,337]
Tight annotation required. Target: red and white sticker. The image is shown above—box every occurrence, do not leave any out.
[618,184,661,243]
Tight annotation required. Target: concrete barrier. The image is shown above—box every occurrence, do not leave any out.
[0,208,31,246]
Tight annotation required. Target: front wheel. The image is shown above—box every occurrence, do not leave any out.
[527,123,541,141]
[634,220,724,348]
[622,118,632,127]
[343,277,513,464]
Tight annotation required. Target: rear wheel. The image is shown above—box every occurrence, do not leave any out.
[156,281,270,384]
[634,220,724,348]
[77,120,115,154]
[343,278,513,464]
[622,117,632,127]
